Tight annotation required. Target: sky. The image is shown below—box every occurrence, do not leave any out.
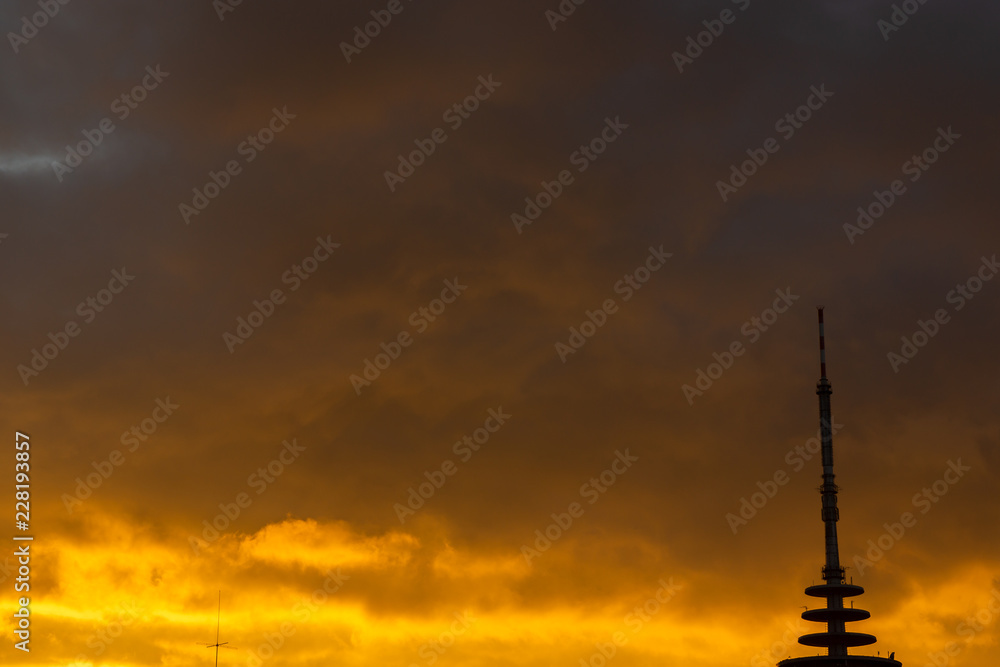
[1,1,999,666]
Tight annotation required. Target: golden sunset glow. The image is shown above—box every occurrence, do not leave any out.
[2,1,998,667]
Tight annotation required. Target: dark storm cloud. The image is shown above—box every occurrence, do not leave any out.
[1,1,998,666]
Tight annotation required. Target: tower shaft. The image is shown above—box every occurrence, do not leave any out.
[817,309,845,653]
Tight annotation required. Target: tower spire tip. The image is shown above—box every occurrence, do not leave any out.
[817,308,827,379]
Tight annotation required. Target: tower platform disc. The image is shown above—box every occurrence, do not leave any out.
[804,583,866,598]
[802,608,871,623]
[799,632,877,648]
[779,656,901,667]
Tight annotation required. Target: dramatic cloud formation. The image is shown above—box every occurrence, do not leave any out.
[1,1,998,666]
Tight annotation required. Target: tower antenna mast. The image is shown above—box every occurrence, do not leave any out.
[200,591,236,667]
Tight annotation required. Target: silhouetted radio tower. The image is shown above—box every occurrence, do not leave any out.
[777,309,900,667]
[200,591,236,667]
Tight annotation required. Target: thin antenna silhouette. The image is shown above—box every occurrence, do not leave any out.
[199,591,236,667]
